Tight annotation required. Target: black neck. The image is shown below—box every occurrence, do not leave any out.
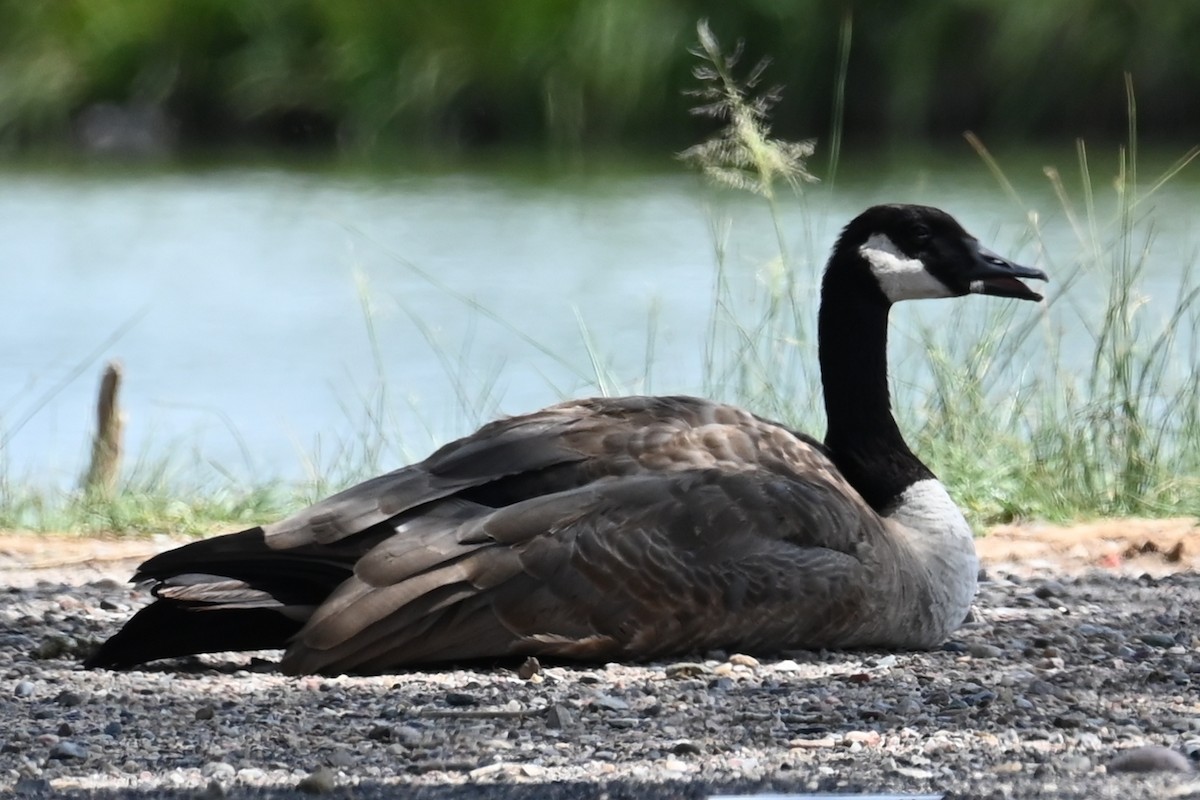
[818,254,934,511]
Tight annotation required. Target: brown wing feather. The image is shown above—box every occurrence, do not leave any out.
[279,461,883,672]
[261,395,830,550]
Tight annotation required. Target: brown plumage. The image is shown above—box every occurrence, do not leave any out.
[86,204,1047,674]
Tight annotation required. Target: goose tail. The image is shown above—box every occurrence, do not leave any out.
[84,527,350,669]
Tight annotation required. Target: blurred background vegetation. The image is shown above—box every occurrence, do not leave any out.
[2,0,1197,157]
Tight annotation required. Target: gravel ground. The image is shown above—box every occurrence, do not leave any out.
[2,529,1199,800]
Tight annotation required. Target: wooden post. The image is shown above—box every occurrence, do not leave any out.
[83,360,124,497]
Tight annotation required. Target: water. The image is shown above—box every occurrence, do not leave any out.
[2,152,1198,489]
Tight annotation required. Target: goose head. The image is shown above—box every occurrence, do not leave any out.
[834,204,1048,305]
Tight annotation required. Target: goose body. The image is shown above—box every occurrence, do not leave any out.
[86,204,1046,675]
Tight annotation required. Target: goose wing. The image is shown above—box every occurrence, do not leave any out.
[260,394,831,549]
[99,395,882,673]
[281,458,882,674]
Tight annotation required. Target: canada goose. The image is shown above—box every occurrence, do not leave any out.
[86,204,1046,675]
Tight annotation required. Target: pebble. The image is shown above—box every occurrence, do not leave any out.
[545,704,573,728]
[590,693,630,711]
[202,762,236,780]
[327,748,355,768]
[49,740,87,760]
[1035,580,1067,599]
[297,765,337,794]
[967,643,1003,658]
[664,662,710,678]
[1108,745,1194,773]
[517,656,541,680]
[1138,632,1177,648]
[13,777,52,795]
[728,653,759,667]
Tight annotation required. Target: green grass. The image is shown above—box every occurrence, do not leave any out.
[680,33,1200,526]
[3,1,1200,154]
[2,27,1199,537]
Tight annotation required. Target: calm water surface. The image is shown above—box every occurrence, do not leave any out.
[3,152,1198,489]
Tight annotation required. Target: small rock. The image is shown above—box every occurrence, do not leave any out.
[1060,754,1092,772]
[55,690,84,707]
[728,653,759,668]
[1138,633,1177,648]
[200,779,227,799]
[32,636,73,660]
[664,662,710,679]
[844,730,882,745]
[546,704,573,729]
[591,693,630,711]
[968,643,1003,659]
[1108,746,1193,773]
[56,722,72,736]
[13,777,52,796]
[392,725,423,744]
[444,691,477,707]
[202,762,236,780]
[672,741,702,756]
[103,721,122,737]
[327,748,355,768]
[517,656,541,680]
[1034,580,1066,599]
[49,740,87,760]
[367,725,392,741]
[195,705,215,721]
[1053,713,1085,729]
[14,681,34,698]
[297,766,336,794]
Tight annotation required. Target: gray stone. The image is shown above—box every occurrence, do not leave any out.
[1108,745,1193,773]
[49,740,87,760]
[297,766,336,794]
[546,704,574,729]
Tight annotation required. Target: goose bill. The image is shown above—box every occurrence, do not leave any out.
[967,247,1048,302]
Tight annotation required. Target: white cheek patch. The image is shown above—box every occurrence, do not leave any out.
[860,233,953,302]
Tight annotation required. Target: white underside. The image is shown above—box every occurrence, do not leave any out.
[883,478,979,642]
[860,233,953,302]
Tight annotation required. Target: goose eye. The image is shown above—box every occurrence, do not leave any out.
[913,224,931,243]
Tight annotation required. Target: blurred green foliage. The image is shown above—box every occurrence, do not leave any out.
[0,0,1196,152]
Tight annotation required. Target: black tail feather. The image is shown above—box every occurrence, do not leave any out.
[84,602,303,668]
[87,525,359,669]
